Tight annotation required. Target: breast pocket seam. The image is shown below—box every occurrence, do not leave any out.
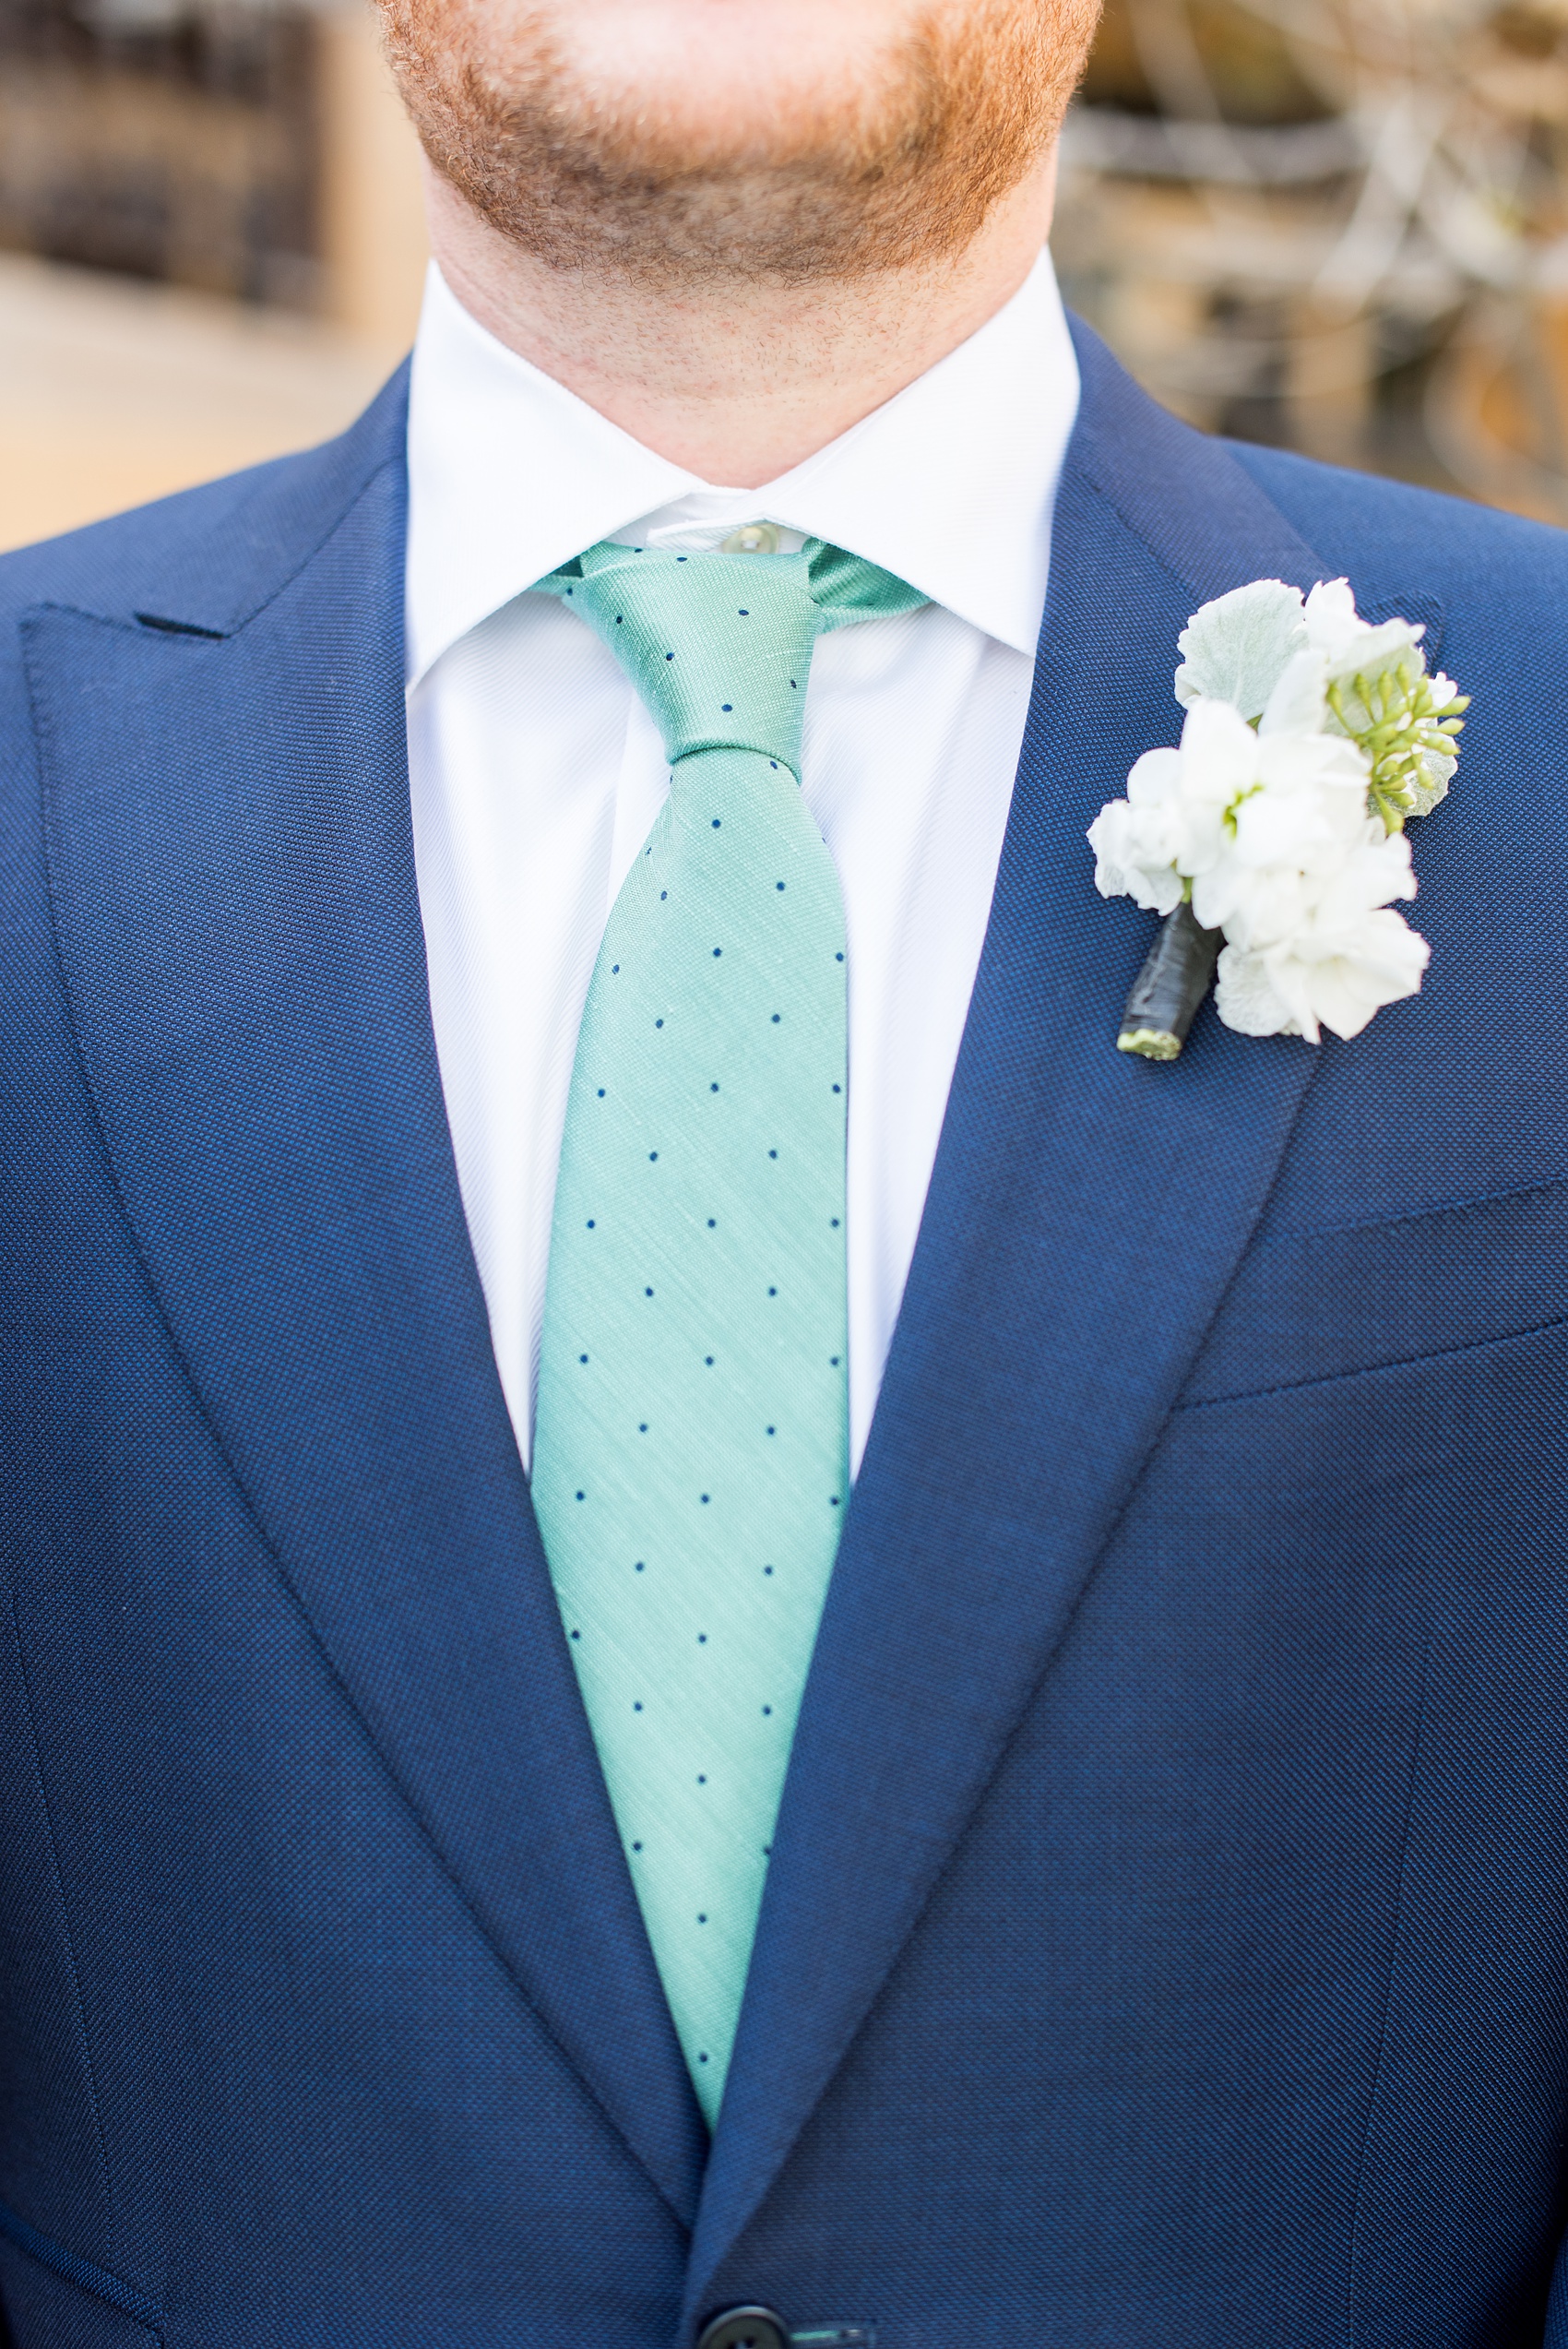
[1276,1169,1567,1246]
[1174,1306,1568,1413]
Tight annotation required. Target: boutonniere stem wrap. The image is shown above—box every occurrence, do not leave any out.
[1088,578,1469,1060]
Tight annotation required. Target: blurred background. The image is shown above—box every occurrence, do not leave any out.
[1,0,1566,552]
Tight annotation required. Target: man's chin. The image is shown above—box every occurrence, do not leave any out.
[489,0,921,166]
[386,0,1097,288]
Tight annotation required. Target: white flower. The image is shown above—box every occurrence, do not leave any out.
[1088,745,1185,913]
[1160,697,1269,876]
[1213,829,1429,1043]
[1303,578,1425,684]
[1089,572,1460,1055]
[1090,692,1377,933]
[1186,721,1373,937]
[1170,695,1368,869]
[1174,579,1309,719]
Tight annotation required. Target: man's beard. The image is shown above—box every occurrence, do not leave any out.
[380,0,1100,289]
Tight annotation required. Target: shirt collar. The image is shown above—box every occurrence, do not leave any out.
[405,247,1080,685]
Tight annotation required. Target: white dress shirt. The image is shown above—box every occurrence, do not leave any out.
[405,252,1080,1473]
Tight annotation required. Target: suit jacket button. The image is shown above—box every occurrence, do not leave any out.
[696,2307,790,2349]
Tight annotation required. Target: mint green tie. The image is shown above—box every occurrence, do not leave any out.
[530,537,926,2124]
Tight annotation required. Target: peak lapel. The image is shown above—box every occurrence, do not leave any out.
[686,331,1334,2305]
[28,448,707,2224]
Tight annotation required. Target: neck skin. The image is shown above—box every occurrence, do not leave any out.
[422,149,1060,488]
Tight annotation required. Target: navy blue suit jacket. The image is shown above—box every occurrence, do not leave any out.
[0,320,1565,2349]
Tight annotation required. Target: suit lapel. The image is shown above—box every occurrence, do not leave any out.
[28,436,707,2224]
[686,328,1336,2307]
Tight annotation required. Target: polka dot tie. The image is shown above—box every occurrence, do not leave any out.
[529,537,927,2124]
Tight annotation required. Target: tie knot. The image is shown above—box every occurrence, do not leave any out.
[535,538,925,778]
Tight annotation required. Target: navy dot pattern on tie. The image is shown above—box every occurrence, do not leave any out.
[529,538,926,2123]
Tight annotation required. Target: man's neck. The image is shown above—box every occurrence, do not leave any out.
[422,154,1060,489]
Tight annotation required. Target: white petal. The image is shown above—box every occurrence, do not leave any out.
[1302,910,1430,1039]
[1236,900,1430,1044]
[1322,829,1418,913]
[1265,951,1324,1045]
[1230,790,1342,874]
[1304,578,1428,694]
[1253,735,1372,852]
[1197,857,1314,949]
[1322,617,1424,688]
[1189,859,1244,936]
[1258,648,1328,737]
[1087,798,1184,913]
[1173,800,1228,880]
[1125,745,1182,808]
[1301,578,1361,660]
[1177,695,1264,808]
[1174,581,1308,721]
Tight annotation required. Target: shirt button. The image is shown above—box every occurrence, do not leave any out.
[721,523,780,555]
[696,2306,790,2349]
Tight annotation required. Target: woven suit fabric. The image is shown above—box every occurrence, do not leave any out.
[11,333,1568,2349]
[530,537,926,2122]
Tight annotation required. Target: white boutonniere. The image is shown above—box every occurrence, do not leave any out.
[1088,578,1469,1059]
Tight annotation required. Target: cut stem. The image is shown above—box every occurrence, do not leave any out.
[1117,903,1223,1061]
